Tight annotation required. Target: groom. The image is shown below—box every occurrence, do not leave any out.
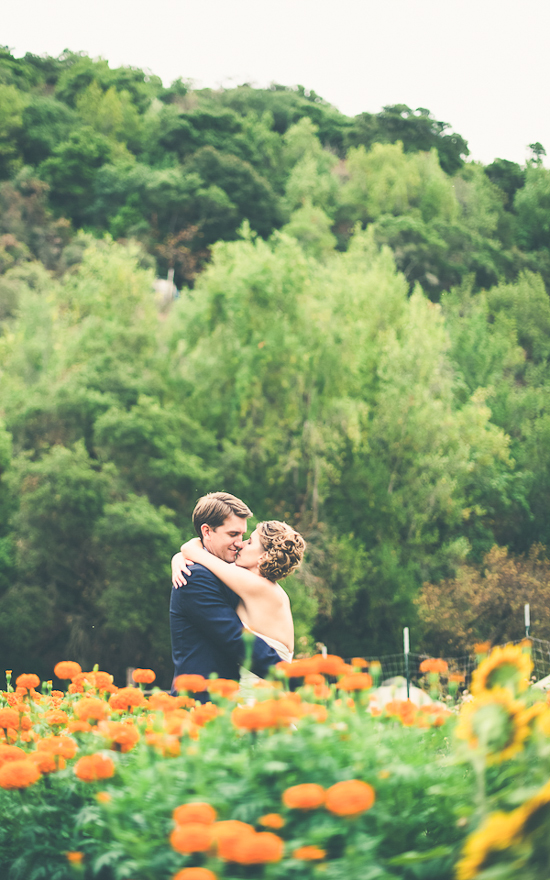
[169,491,282,697]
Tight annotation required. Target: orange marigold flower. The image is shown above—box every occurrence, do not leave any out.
[207,678,240,698]
[44,710,69,728]
[211,820,255,860]
[304,673,325,686]
[0,758,41,789]
[338,673,373,691]
[170,822,212,853]
[69,672,96,693]
[0,744,28,766]
[474,641,492,654]
[30,750,63,774]
[282,783,326,810]
[65,852,84,864]
[173,674,207,693]
[352,657,368,668]
[75,697,110,724]
[384,699,418,726]
[37,736,77,759]
[0,708,19,730]
[54,661,82,681]
[98,720,140,753]
[173,802,217,825]
[272,697,303,724]
[109,687,146,713]
[96,790,111,803]
[145,732,181,757]
[293,845,326,860]
[148,692,182,712]
[74,753,115,782]
[279,657,321,678]
[68,720,92,734]
[20,715,33,731]
[132,668,156,684]
[0,728,17,744]
[325,780,376,816]
[230,831,284,864]
[314,654,347,676]
[231,704,274,731]
[419,658,449,674]
[92,672,115,692]
[15,673,40,690]
[189,703,220,726]
[172,869,218,880]
[258,813,285,829]
[301,702,328,722]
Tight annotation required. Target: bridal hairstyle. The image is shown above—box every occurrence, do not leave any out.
[257,521,306,581]
[193,491,253,537]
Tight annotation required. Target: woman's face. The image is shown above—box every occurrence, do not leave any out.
[235,527,264,571]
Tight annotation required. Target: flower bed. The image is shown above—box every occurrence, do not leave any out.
[1,646,549,879]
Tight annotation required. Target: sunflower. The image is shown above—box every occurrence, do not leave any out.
[471,644,532,696]
[456,809,525,880]
[456,688,530,763]
[515,779,550,837]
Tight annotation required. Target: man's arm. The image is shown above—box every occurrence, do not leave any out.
[173,565,281,673]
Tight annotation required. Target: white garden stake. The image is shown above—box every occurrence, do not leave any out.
[404,627,410,698]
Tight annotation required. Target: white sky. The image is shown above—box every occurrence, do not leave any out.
[3,0,549,166]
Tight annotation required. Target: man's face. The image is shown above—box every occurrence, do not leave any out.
[201,514,248,562]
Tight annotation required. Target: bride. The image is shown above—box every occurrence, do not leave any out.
[172,521,305,664]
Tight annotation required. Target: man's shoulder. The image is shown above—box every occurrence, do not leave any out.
[185,563,225,588]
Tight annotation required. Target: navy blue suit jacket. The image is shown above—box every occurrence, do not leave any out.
[169,563,282,697]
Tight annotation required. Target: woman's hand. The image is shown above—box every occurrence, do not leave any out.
[171,552,193,589]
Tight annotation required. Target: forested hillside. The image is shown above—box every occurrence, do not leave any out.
[1,48,550,686]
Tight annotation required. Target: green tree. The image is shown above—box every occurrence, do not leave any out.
[514,165,550,251]
[75,81,142,149]
[346,104,469,175]
[18,96,77,166]
[0,83,27,178]
[182,146,284,241]
[39,128,114,225]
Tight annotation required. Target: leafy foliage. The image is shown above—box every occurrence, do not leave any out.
[0,45,550,675]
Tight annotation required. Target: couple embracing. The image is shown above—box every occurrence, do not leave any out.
[169,492,305,699]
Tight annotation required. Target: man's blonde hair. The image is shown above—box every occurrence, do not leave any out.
[193,492,252,537]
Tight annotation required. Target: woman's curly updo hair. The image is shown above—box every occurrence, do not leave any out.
[257,521,306,581]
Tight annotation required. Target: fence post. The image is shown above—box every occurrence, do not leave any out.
[525,603,530,639]
[404,627,410,699]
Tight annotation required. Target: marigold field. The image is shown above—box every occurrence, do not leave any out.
[2,645,550,880]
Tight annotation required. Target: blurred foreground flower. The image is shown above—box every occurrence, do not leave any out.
[282,783,325,809]
[54,661,82,680]
[471,644,532,696]
[74,753,115,782]
[293,845,326,860]
[456,688,530,763]
[325,779,376,816]
[173,802,217,825]
[132,668,156,684]
[0,759,41,789]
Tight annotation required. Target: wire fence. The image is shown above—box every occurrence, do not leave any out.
[346,637,550,689]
